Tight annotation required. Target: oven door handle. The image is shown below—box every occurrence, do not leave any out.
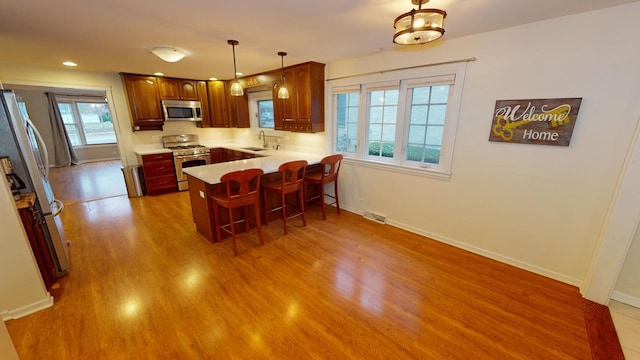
[175,154,209,161]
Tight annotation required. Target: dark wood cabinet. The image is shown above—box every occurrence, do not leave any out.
[121,73,164,131]
[210,148,257,164]
[206,81,230,128]
[139,153,177,195]
[158,78,199,100]
[197,81,211,127]
[228,92,250,128]
[272,62,325,133]
[16,193,57,290]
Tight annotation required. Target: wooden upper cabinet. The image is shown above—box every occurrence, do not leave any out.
[196,81,211,127]
[272,62,325,133]
[207,80,230,128]
[228,91,250,128]
[179,80,199,100]
[158,78,199,100]
[121,73,163,131]
[271,80,285,131]
[281,67,297,122]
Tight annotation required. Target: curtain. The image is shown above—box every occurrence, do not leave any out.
[46,93,78,166]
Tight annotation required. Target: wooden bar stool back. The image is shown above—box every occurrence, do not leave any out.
[262,160,308,234]
[305,154,343,220]
[211,168,265,256]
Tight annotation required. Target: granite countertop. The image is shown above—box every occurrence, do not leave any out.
[183,149,326,185]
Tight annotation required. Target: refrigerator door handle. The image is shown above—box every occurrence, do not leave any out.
[52,198,64,217]
[25,117,50,180]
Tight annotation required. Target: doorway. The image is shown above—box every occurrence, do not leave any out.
[6,84,126,203]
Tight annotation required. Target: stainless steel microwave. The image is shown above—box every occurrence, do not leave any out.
[162,100,202,121]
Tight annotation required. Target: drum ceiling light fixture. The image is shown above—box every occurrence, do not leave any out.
[393,0,447,45]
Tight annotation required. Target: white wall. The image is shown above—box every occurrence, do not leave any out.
[614,217,640,306]
[327,3,640,289]
[0,175,52,320]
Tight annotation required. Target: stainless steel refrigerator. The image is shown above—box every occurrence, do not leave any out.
[0,89,69,277]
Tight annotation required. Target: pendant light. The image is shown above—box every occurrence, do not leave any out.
[393,0,446,45]
[227,40,244,96]
[277,51,290,99]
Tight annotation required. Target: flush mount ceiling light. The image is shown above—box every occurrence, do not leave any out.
[227,40,244,97]
[277,51,290,99]
[393,0,446,45]
[150,46,186,62]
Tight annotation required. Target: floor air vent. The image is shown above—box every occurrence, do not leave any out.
[363,211,387,224]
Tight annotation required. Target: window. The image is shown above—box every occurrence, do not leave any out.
[335,92,360,154]
[257,99,274,128]
[56,96,116,146]
[331,62,466,179]
[405,84,449,164]
[248,90,283,136]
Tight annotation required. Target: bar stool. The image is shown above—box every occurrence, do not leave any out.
[211,168,264,256]
[305,154,343,220]
[262,160,308,234]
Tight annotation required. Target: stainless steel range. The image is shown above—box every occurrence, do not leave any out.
[162,134,210,191]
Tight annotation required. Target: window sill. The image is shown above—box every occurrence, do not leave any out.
[341,157,452,181]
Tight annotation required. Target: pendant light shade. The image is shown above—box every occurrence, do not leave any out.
[393,0,446,45]
[227,40,244,96]
[277,51,290,99]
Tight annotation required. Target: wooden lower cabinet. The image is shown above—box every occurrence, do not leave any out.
[187,163,321,243]
[139,153,178,195]
[16,193,57,290]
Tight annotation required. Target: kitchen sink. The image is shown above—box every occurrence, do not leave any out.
[241,147,267,151]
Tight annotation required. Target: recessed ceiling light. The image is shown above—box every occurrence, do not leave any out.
[235,72,244,76]
[154,72,164,76]
[63,61,77,67]
[209,77,218,81]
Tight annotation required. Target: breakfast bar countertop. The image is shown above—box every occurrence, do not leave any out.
[182,149,326,185]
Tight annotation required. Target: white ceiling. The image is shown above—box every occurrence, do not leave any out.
[0,0,637,81]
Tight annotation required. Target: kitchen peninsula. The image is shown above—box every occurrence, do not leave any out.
[183,149,325,243]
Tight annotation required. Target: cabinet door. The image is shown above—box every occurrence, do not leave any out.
[271,80,285,130]
[296,64,312,122]
[179,80,199,100]
[281,67,297,122]
[122,74,163,130]
[207,81,230,128]
[196,81,210,127]
[210,148,223,163]
[158,78,180,100]
[229,92,250,128]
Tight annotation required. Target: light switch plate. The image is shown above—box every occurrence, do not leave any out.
[199,190,205,198]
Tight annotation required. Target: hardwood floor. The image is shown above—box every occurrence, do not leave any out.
[5,162,623,359]
[49,160,127,204]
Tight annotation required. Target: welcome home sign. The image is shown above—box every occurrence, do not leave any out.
[489,98,582,146]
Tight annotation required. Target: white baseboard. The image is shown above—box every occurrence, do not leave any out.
[341,204,583,288]
[611,291,640,308]
[1,295,54,321]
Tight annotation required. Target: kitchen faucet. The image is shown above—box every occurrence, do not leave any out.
[258,130,267,148]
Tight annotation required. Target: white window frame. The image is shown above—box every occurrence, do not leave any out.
[330,62,467,181]
[55,95,116,147]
